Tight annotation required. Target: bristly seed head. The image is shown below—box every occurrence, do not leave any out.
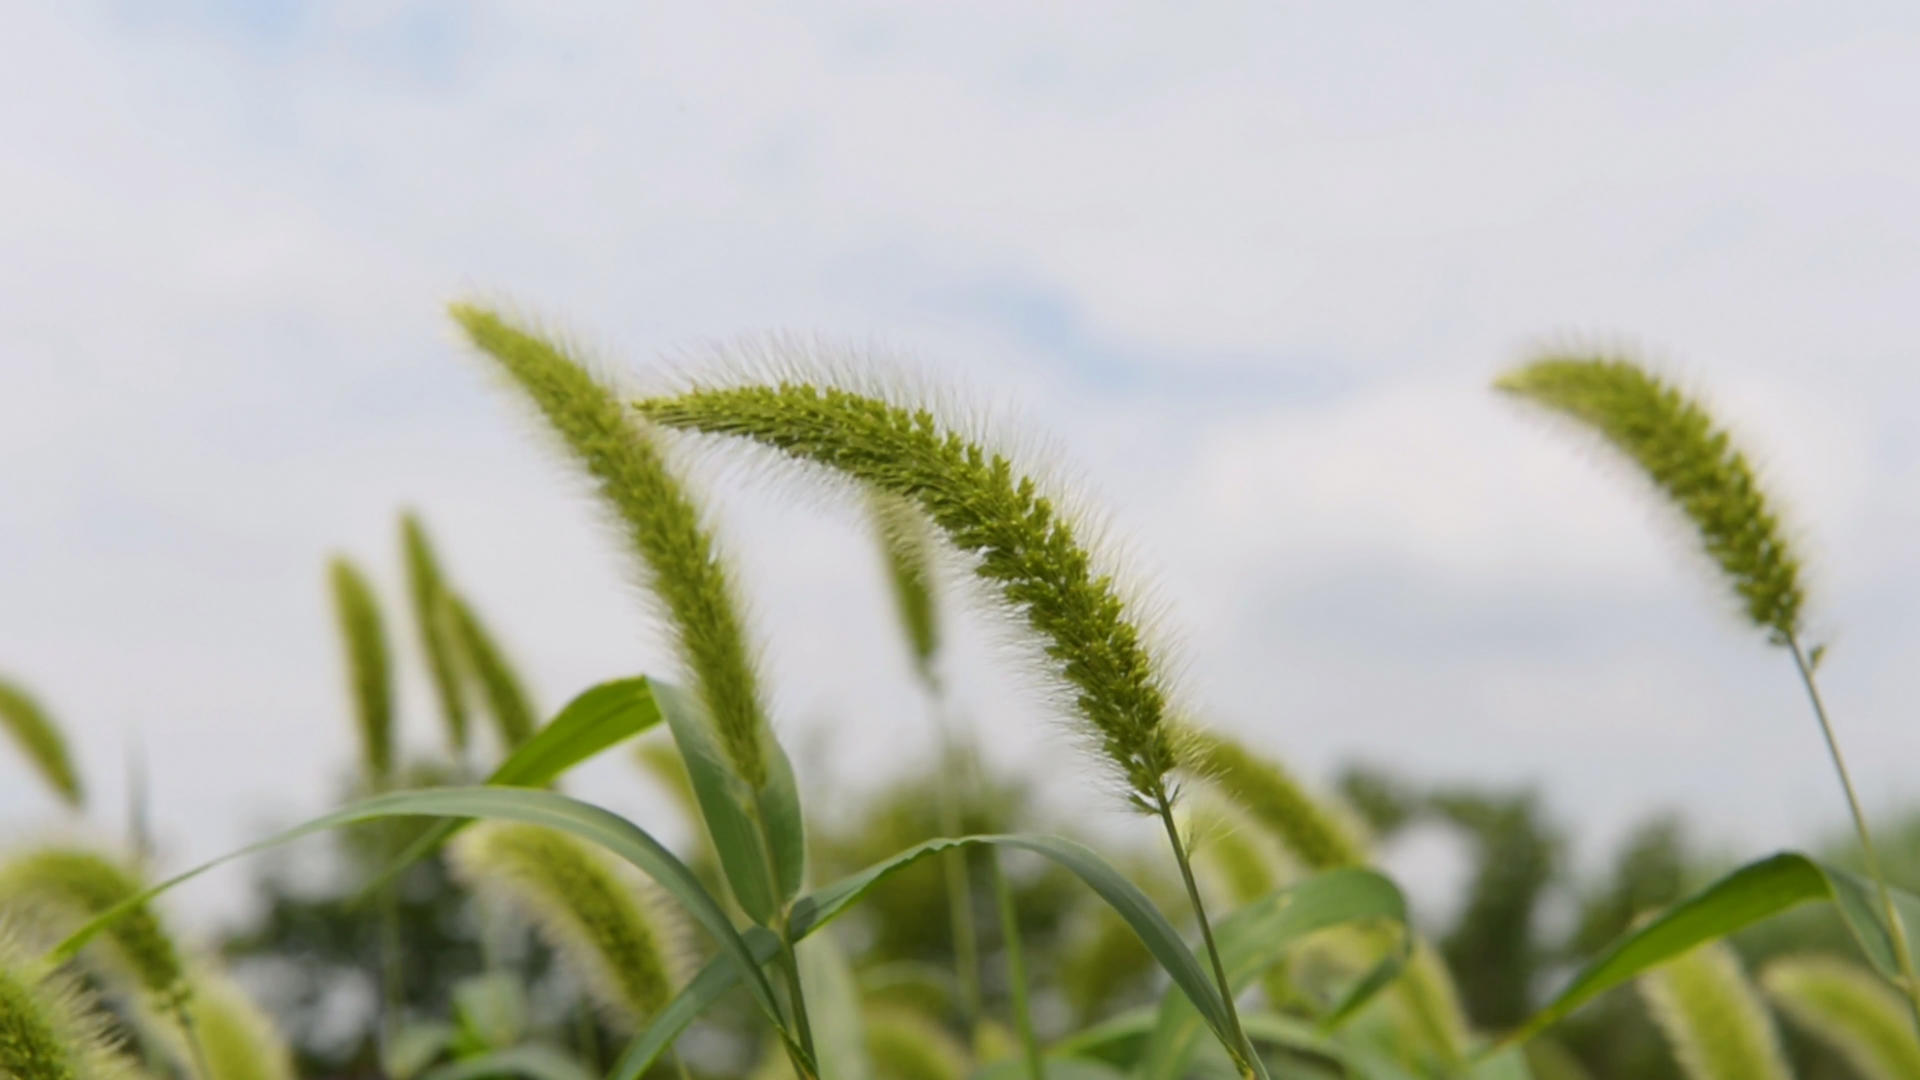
[1179,728,1367,872]
[868,492,942,683]
[1496,355,1805,641]
[449,304,771,788]
[0,849,186,1009]
[0,927,130,1080]
[0,679,84,811]
[328,557,395,783]
[400,513,471,754]
[634,381,1181,806]
[449,823,680,1030]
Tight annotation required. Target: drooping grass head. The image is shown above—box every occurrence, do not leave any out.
[400,513,471,754]
[449,823,680,1030]
[0,678,84,810]
[869,492,942,682]
[1496,355,1805,640]
[0,927,129,1080]
[328,557,395,783]
[635,373,1183,808]
[450,304,771,788]
[0,849,185,1009]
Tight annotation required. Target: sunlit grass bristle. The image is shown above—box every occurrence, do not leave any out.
[0,678,84,810]
[1495,354,1805,639]
[635,375,1182,806]
[450,303,772,788]
[445,593,536,749]
[449,823,681,1031]
[401,513,471,754]
[0,848,186,1008]
[1761,955,1920,1080]
[328,557,395,784]
[1179,728,1367,872]
[1638,940,1790,1080]
[0,926,132,1080]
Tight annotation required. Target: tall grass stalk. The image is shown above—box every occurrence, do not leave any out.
[989,856,1043,1080]
[638,377,1258,1073]
[1499,354,1920,1033]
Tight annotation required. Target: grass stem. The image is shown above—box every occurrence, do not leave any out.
[1156,792,1255,1079]
[1787,635,1920,1039]
[990,854,1042,1080]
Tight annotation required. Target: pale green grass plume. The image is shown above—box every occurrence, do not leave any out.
[1762,955,1920,1080]
[868,493,942,682]
[635,380,1180,807]
[158,972,293,1080]
[0,679,83,810]
[0,928,129,1080]
[863,1005,968,1080]
[449,823,680,1031]
[1495,355,1803,638]
[0,849,185,1008]
[1179,729,1367,872]
[401,513,472,754]
[1638,941,1791,1080]
[451,304,770,788]
[446,594,536,749]
[328,557,395,784]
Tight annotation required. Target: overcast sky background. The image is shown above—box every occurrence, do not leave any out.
[6,2,1920,928]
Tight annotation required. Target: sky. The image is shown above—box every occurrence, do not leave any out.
[6,1,1920,928]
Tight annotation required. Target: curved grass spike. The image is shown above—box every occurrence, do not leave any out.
[328,557,395,784]
[446,594,536,749]
[636,382,1179,805]
[1180,729,1367,872]
[1637,941,1790,1080]
[1499,353,1920,1029]
[870,493,942,682]
[1762,955,1920,1080]
[0,849,185,1008]
[449,823,680,1031]
[175,972,295,1080]
[450,304,769,790]
[0,678,84,809]
[0,929,130,1080]
[638,377,1239,1072]
[401,513,472,754]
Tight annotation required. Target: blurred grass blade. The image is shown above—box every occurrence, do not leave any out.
[653,678,806,926]
[1136,867,1411,1080]
[0,677,84,808]
[401,513,472,754]
[1500,851,1920,1049]
[1638,941,1789,1080]
[43,786,801,1062]
[416,1044,594,1080]
[328,557,394,784]
[366,678,664,892]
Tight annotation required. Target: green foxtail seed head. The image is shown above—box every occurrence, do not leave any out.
[161,972,293,1080]
[1638,940,1791,1080]
[0,927,129,1080]
[401,513,471,753]
[1497,355,1805,640]
[862,1005,968,1080]
[635,379,1182,806]
[1178,729,1367,872]
[0,849,185,1009]
[868,492,942,682]
[0,679,83,810]
[450,304,771,788]
[449,823,680,1031]
[445,594,536,749]
[327,557,394,783]
[1761,955,1920,1080]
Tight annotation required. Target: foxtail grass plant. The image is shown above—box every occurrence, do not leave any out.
[1762,955,1920,1080]
[449,305,819,1073]
[446,593,536,750]
[0,927,129,1080]
[401,513,473,758]
[171,972,295,1080]
[449,823,681,1031]
[1498,353,1920,1033]
[0,848,186,1010]
[1637,941,1790,1080]
[636,373,1259,1073]
[328,558,395,786]
[0,679,83,810]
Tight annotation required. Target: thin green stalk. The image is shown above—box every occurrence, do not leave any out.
[921,682,984,1031]
[1155,792,1254,1080]
[990,855,1042,1080]
[377,843,405,1053]
[776,936,819,1070]
[1787,636,1920,1037]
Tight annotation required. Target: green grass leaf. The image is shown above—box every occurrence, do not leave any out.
[1500,850,1920,1048]
[1135,867,1411,1080]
